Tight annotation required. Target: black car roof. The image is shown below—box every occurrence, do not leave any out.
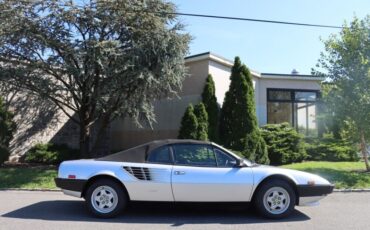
[97,139,212,163]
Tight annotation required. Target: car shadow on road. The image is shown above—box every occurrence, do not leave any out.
[2,200,310,226]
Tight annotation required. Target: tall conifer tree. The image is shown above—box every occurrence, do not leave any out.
[220,57,269,164]
[178,104,198,139]
[201,74,219,142]
[194,103,208,140]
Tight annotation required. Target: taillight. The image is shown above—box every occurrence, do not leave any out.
[68,175,76,179]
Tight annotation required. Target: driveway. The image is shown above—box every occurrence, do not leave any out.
[0,191,369,230]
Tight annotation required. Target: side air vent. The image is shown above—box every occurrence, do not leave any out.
[123,166,152,181]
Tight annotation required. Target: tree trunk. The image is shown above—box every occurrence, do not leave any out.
[360,131,370,171]
[79,123,91,159]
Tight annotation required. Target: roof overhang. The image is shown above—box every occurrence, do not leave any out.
[185,52,325,82]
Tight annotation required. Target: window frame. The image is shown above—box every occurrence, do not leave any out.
[212,146,239,168]
[266,88,320,135]
[171,144,218,168]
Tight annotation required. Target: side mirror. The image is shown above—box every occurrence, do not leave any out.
[235,158,246,167]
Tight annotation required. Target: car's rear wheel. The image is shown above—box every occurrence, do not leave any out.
[254,179,296,219]
[85,179,128,218]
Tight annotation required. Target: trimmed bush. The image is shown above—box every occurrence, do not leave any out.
[178,104,198,139]
[305,137,359,162]
[202,74,219,142]
[194,102,208,141]
[24,143,79,164]
[0,97,16,164]
[243,131,270,164]
[0,146,10,165]
[261,123,306,165]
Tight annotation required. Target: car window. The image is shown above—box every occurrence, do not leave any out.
[173,144,216,167]
[146,146,172,164]
[214,149,237,167]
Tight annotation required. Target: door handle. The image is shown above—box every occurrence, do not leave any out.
[174,171,186,175]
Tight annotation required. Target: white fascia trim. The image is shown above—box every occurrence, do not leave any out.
[260,75,325,81]
[185,53,261,78]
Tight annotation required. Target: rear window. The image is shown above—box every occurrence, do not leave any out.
[146,146,172,164]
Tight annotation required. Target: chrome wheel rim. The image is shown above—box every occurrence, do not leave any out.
[91,186,118,213]
[263,187,290,215]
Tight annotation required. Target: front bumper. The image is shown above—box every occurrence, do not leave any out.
[297,184,334,206]
[297,184,335,197]
[54,178,87,198]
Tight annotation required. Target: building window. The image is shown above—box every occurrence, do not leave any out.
[267,89,319,136]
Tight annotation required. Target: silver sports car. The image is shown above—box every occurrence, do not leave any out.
[55,139,334,219]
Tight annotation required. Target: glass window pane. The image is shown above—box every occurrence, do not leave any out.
[147,146,171,164]
[294,102,317,136]
[173,145,216,167]
[214,149,237,167]
[268,90,291,101]
[267,102,292,124]
[295,91,317,101]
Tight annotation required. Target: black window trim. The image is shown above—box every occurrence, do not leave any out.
[267,88,319,103]
[267,88,320,134]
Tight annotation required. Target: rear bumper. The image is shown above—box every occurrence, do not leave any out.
[297,184,335,197]
[54,178,87,197]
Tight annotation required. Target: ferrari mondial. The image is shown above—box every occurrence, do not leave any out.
[55,139,334,219]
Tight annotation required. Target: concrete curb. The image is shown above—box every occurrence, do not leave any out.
[0,188,61,192]
[1,188,370,193]
[333,189,370,193]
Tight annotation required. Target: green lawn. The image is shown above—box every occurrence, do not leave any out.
[282,161,370,189]
[0,161,370,189]
[0,167,57,189]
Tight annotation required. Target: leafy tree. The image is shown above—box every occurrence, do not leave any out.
[178,105,198,139]
[194,102,208,141]
[315,16,370,170]
[220,57,268,163]
[0,97,16,164]
[0,0,190,158]
[201,74,219,142]
[317,83,343,139]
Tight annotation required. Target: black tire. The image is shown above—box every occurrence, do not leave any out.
[254,179,296,219]
[85,178,128,218]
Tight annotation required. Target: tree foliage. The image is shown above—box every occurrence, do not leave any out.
[194,102,208,141]
[261,123,306,165]
[201,74,219,142]
[0,0,190,157]
[220,57,268,164]
[315,16,370,170]
[305,136,358,162]
[178,104,198,140]
[219,57,257,149]
[0,97,16,164]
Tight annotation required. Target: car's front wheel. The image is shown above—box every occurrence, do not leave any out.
[254,179,296,219]
[85,179,128,218]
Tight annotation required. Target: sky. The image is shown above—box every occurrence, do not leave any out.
[171,0,370,74]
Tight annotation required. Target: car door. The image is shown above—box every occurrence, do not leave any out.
[171,144,254,202]
[123,145,174,201]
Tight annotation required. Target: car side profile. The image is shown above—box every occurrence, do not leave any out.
[55,139,334,219]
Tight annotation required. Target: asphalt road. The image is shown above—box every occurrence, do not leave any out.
[0,191,369,230]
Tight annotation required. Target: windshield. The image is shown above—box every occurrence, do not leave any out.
[211,143,253,166]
